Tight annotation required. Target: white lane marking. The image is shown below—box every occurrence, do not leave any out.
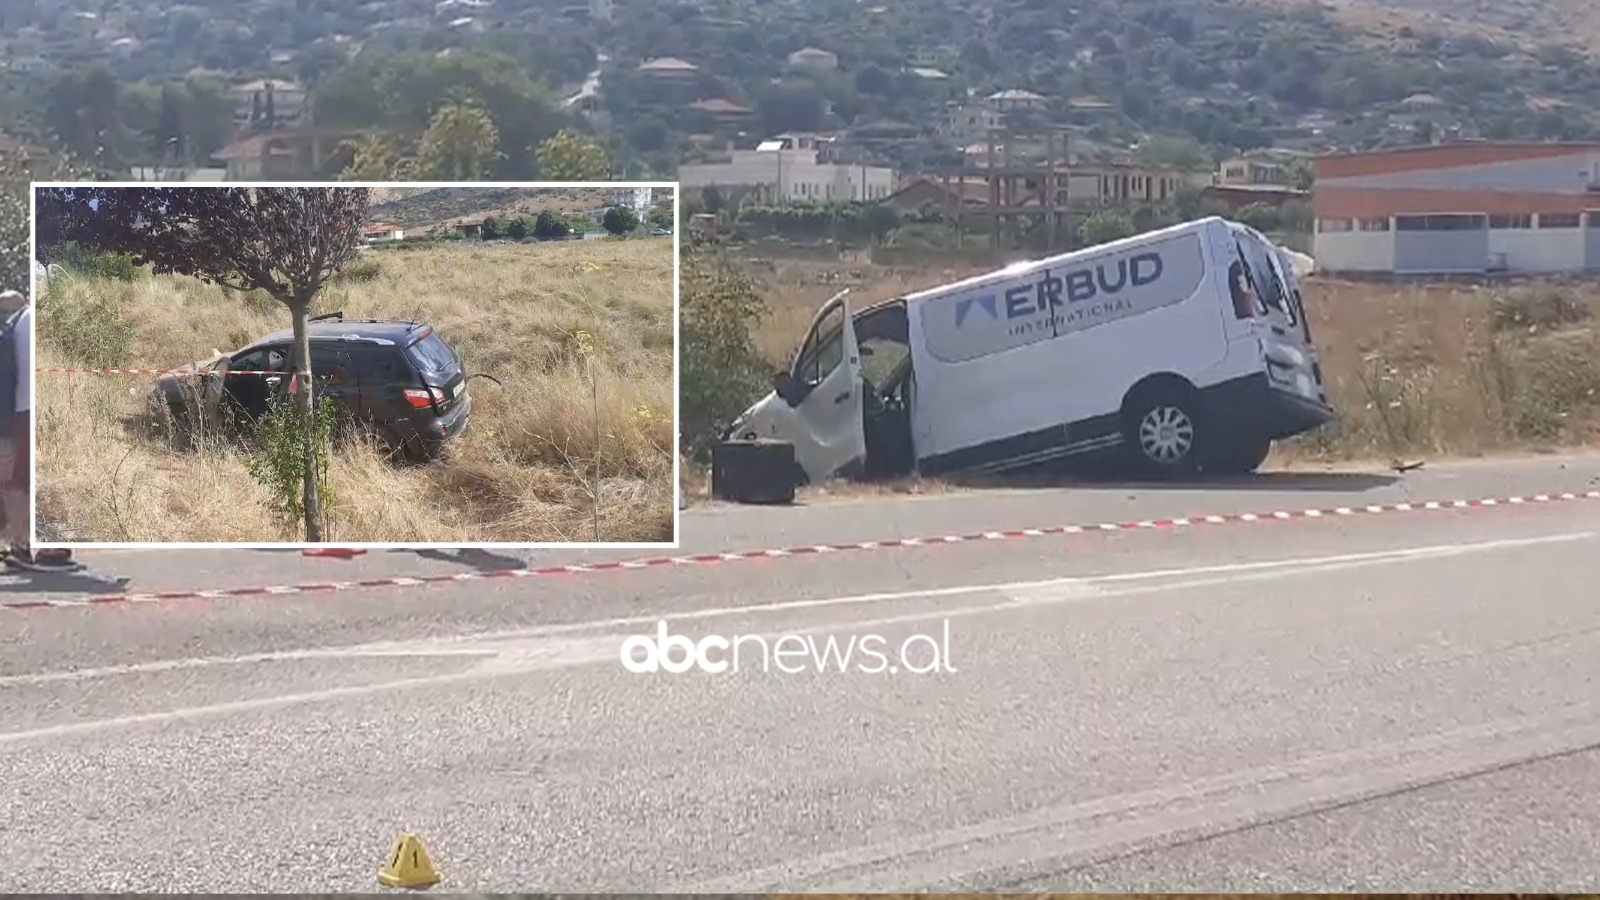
[0,530,1589,745]
[1,530,1591,693]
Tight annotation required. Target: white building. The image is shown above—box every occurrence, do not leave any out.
[613,187,653,211]
[1314,142,1600,276]
[677,142,896,205]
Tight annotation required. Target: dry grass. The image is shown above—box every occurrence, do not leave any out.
[366,186,621,229]
[738,258,1600,490]
[36,239,676,544]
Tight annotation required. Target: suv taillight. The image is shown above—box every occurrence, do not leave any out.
[404,387,445,409]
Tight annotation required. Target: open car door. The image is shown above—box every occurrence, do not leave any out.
[781,289,868,483]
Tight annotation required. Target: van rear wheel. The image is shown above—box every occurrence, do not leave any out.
[1123,389,1203,477]
[1204,438,1271,475]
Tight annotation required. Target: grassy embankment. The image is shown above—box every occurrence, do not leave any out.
[36,239,676,542]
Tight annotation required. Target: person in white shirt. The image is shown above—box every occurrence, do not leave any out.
[0,289,77,572]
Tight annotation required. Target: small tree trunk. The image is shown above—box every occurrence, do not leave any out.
[288,299,324,542]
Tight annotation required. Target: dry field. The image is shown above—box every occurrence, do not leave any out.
[692,258,1600,499]
[35,239,676,543]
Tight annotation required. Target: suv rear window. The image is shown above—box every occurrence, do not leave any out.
[404,331,457,373]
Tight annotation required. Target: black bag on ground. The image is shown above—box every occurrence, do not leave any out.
[711,439,797,504]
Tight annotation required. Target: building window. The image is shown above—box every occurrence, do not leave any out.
[1489,214,1533,229]
[1317,218,1353,232]
[1587,212,1600,228]
[1358,218,1390,232]
[1395,214,1486,231]
[1539,213,1581,228]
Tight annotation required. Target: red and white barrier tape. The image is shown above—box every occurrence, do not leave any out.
[2,488,1597,612]
[37,367,279,377]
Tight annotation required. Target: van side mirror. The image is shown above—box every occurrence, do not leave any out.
[773,371,802,406]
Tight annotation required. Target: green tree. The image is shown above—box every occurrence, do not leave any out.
[533,210,571,239]
[505,217,528,240]
[536,128,611,180]
[1078,210,1136,247]
[860,204,901,245]
[337,133,406,181]
[413,99,502,181]
[646,200,674,230]
[1285,158,1314,191]
[311,49,564,179]
[180,73,235,161]
[482,216,501,240]
[755,81,827,134]
[602,206,640,235]
[679,238,769,456]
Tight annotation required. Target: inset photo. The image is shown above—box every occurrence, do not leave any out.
[29,182,678,547]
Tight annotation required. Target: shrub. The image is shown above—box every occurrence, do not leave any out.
[334,256,383,283]
[1490,287,1591,332]
[246,393,342,539]
[61,242,141,281]
[678,238,770,457]
[35,279,132,367]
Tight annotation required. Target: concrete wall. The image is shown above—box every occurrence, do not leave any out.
[1393,225,1490,274]
[1492,225,1587,273]
[1312,229,1396,272]
[679,151,895,204]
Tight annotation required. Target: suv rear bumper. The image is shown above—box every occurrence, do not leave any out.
[403,392,472,456]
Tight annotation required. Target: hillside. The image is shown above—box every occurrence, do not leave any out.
[1309,0,1600,49]
[591,0,1600,174]
[365,187,621,230]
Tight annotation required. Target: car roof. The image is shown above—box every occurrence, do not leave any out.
[240,320,432,352]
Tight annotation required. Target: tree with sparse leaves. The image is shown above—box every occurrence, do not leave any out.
[602,206,640,235]
[35,187,370,541]
[536,128,611,180]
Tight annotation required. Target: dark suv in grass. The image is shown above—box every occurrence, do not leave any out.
[152,312,472,460]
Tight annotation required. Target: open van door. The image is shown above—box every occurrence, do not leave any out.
[774,289,868,483]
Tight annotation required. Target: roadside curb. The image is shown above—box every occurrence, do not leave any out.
[3,489,1597,612]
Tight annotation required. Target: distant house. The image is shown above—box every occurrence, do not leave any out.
[787,47,839,72]
[1201,183,1310,212]
[882,177,993,213]
[363,222,405,242]
[451,218,485,238]
[214,126,361,180]
[986,89,1048,112]
[638,57,699,80]
[1218,156,1290,188]
[231,78,307,132]
[688,98,754,123]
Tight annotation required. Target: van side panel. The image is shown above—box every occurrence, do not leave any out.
[908,220,1234,475]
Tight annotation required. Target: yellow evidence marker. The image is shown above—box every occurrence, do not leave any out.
[378,832,441,889]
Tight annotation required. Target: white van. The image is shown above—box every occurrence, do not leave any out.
[726,216,1335,483]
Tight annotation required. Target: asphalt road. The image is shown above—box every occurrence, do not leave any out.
[2,453,1599,891]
